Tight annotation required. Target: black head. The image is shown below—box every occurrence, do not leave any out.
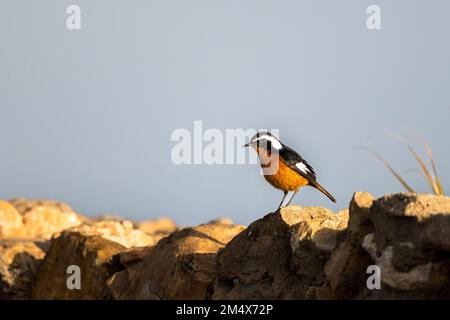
[243,131,283,151]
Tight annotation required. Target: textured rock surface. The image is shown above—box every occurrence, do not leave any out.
[135,217,177,238]
[118,246,155,268]
[2,193,450,300]
[321,192,450,299]
[65,219,159,248]
[108,221,245,299]
[213,206,348,299]
[32,231,126,299]
[0,239,48,299]
[0,201,22,238]
[0,199,84,239]
[320,192,375,299]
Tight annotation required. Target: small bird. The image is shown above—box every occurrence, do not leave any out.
[244,132,336,210]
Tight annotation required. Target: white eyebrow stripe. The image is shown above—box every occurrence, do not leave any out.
[252,135,282,150]
[295,162,310,174]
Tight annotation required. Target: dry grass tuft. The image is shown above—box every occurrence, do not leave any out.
[357,130,445,196]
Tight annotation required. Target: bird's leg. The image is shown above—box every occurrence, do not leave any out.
[276,191,289,211]
[286,189,299,206]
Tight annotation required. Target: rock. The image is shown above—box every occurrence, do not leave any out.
[108,221,245,299]
[290,207,348,283]
[0,201,22,238]
[118,247,155,268]
[32,231,126,299]
[213,206,349,299]
[1,199,84,239]
[2,192,450,300]
[135,217,177,245]
[135,217,177,235]
[206,218,234,225]
[322,192,374,298]
[10,199,75,215]
[372,193,450,221]
[361,233,445,291]
[66,219,158,248]
[423,215,450,251]
[323,238,372,299]
[0,239,48,299]
[94,214,127,222]
[346,191,375,239]
[323,192,450,299]
[289,207,348,252]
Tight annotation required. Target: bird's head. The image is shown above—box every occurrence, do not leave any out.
[243,131,283,153]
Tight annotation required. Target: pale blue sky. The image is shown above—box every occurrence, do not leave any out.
[1,1,449,225]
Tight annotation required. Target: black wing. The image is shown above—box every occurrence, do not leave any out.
[280,145,336,202]
[279,145,317,183]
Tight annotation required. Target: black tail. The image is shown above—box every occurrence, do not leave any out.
[312,181,336,203]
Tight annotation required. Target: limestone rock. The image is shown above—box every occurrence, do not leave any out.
[32,231,126,299]
[206,218,234,225]
[213,206,349,299]
[135,217,177,243]
[66,219,158,248]
[1,199,84,239]
[118,246,155,268]
[135,217,177,235]
[323,192,450,299]
[372,193,450,221]
[289,207,348,252]
[0,239,48,299]
[108,221,245,299]
[322,192,374,298]
[2,192,450,300]
[0,201,22,238]
[323,238,371,299]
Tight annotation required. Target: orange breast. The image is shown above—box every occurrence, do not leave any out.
[258,150,309,191]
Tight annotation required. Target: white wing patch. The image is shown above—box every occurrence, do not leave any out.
[295,162,310,174]
[252,135,282,150]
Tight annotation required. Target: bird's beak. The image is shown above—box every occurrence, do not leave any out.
[242,143,250,147]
